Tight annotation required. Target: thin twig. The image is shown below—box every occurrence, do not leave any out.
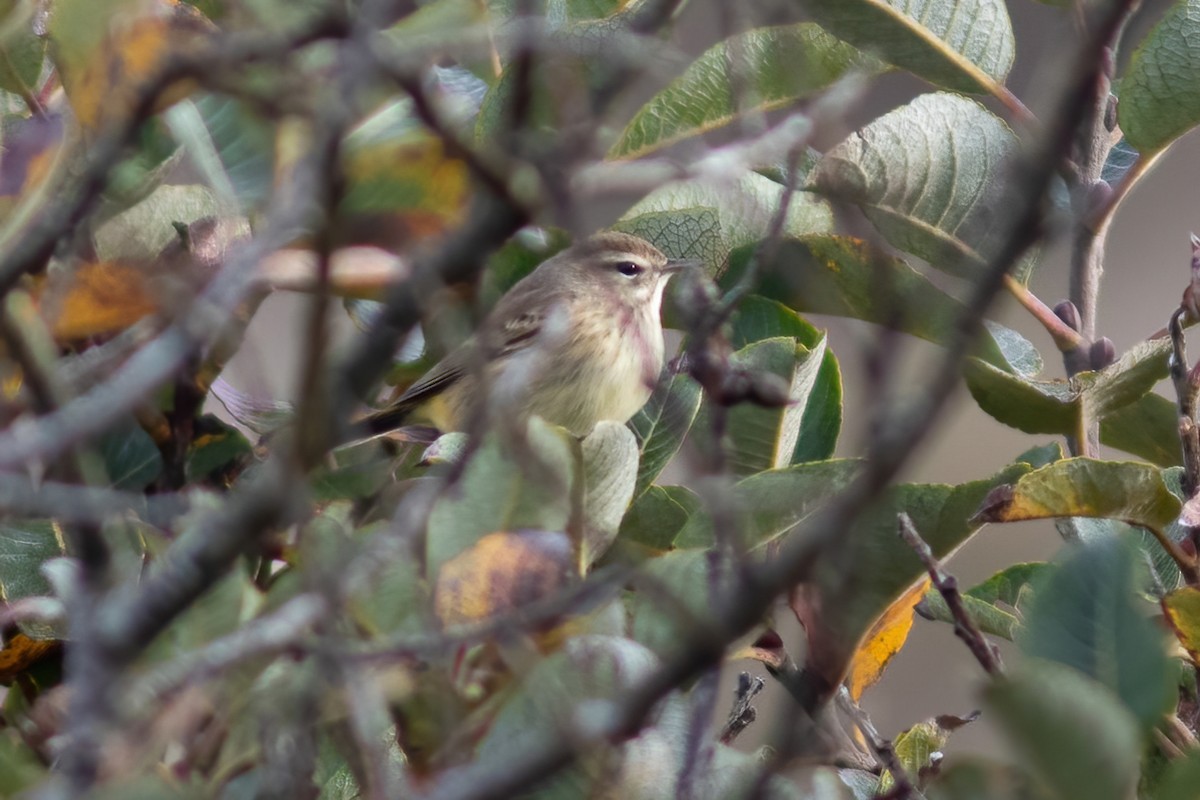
[835,687,918,800]
[898,513,1003,677]
[1002,275,1085,352]
[718,672,763,745]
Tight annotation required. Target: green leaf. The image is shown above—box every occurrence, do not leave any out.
[1019,537,1175,729]
[724,336,826,476]
[97,420,163,491]
[967,562,1053,607]
[621,172,833,271]
[478,635,661,792]
[630,549,739,653]
[164,94,275,211]
[984,660,1141,800]
[673,459,862,549]
[186,415,251,482]
[612,208,724,275]
[729,295,842,462]
[797,0,1014,95]
[610,23,879,159]
[425,418,577,575]
[1100,391,1183,468]
[0,520,63,639]
[810,92,1030,279]
[796,462,1031,683]
[1119,0,1200,154]
[617,485,700,553]
[918,561,1051,641]
[877,718,960,795]
[1153,748,1200,800]
[0,731,45,796]
[726,236,1033,371]
[0,13,46,98]
[580,421,639,570]
[964,338,1170,447]
[628,372,702,498]
[918,590,1021,640]
[974,458,1182,539]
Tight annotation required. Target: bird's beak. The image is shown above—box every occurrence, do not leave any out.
[662,258,703,275]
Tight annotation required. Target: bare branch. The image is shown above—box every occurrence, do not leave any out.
[898,512,1003,677]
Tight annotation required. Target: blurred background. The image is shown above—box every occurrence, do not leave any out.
[217,0,1195,762]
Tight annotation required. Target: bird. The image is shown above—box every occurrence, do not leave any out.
[361,231,694,437]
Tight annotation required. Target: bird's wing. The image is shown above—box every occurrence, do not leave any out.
[361,307,546,434]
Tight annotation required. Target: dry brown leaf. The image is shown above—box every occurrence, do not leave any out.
[433,530,574,627]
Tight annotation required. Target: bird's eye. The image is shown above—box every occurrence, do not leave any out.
[615,261,643,277]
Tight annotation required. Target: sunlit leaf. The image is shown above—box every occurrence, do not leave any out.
[1119,0,1200,154]
[797,0,1015,95]
[433,530,574,626]
[845,578,928,701]
[1019,537,1175,729]
[610,23,878,159]
[810,92,1031,279]
[984,660,1140,800]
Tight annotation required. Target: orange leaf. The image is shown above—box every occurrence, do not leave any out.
[0,633,60,683]
[1163,586,1200,665]
[38,261,158,340]
[845,578,931,702]
[433,530,574,627]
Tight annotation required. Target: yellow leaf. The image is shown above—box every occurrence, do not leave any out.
[433,530,573,627]
[845,578,930,702]
[1163,586,1200,665]
[339,136,469,247]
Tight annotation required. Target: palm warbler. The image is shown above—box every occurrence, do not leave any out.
[362,231,693,436]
